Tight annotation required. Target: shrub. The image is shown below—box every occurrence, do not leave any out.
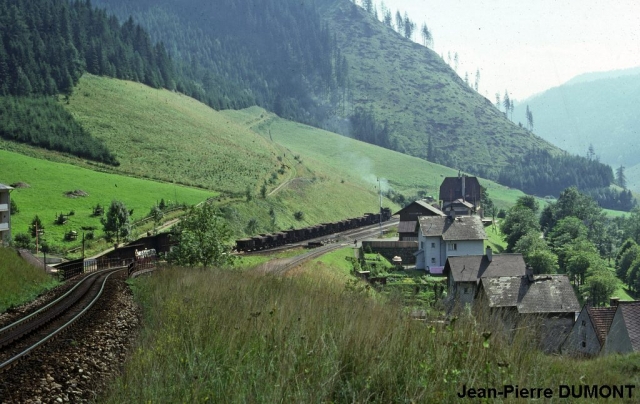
[13,233,32,249]
[294,211,304,221]
[10,199,19,214]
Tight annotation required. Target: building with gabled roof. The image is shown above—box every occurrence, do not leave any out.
[603,301,640,355]
[439,175,481,214]
[562,304,617,356]
[477,273,581,352]
[0,184,13,246]
[415,215,486,272]
[444,250,527,305]
[394,200,445,241]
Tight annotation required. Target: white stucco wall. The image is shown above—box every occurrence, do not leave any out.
[0,189,10,245]
[444,240,484,262]
[416,233,484,269]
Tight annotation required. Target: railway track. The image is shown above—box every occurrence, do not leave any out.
[0,266,126,372]
[257,218,399,275]
[243,217,399,256]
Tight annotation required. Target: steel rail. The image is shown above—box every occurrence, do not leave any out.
[0,267,123,336]
[271,220,398,274]
[0,267,124,371]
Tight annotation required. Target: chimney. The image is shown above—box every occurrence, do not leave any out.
[526,265,534,282]
[461,176,466,201]
[610,297,620,307]
[486,246,492,262]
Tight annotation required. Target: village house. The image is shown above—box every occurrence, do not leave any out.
[394,200,445,241]
[602,301,640,355]
[477,273,580,352]
[0,184,12,246]
[439,174,481,215]
[415,214,486,273]
[443,249,527,305]
[561,302,618,356]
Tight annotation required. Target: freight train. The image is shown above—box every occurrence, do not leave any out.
[235,208,392,252]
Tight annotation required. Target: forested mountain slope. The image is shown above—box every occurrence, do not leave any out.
[92,0,348,126]
[314,0,560,177]
[92,0,560,179]
[0,0,180,164]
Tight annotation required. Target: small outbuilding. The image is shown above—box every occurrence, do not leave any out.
[477,273,581,352]
[394,200,445,241]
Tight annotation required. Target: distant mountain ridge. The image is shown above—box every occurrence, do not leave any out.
[513,71,640,168]
[563,66,640,86]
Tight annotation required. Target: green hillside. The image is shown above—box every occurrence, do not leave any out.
[315,0,560,177]
[4,74,532,249]
[0,247,59,312]
[222,107,525,210]
[2,149,214,250]
[65,75,281,195]
[90,0,561,181]
[56,75,529,235]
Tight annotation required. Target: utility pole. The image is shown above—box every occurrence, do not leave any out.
[378,177,382,237]
[34,221,39,254]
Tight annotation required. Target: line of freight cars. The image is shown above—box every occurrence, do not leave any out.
[235,208,392,252]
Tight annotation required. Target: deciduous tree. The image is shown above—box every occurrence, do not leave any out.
[501,206,539,252]
[102,200,130,245]
[169,203,233,268]
[582,267,618,307]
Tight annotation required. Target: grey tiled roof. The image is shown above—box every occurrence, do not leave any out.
[618,302,640,351]
[517,275,581,314]
[398,221,418,233]
[482,276,526,307]
[446,198,474,209]
[414,200,446,215]
[393,200,445,217]
[482,275,580,314]
[418,216,486,241]
[446,254,526,283]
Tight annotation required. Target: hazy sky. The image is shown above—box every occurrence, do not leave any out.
[380,0,640,101]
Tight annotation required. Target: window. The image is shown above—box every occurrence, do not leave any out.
[448,243,457,251]
[463,287,469,294]
[421,241,424,249]
[431,242,436,248]
[431,257,436,264]
[581,341,586,348]
[581,320,586,326]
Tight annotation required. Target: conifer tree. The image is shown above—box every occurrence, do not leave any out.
[617,165,627,189]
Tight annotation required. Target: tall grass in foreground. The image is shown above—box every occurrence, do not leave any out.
[0,248,59,312]
[103,268,640,403]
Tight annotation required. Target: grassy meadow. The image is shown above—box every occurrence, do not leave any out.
[2,150,215,251]
[222,107,528,211]
[64,75,282,194]
[0,247,59,312]
[101,266,640,403]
